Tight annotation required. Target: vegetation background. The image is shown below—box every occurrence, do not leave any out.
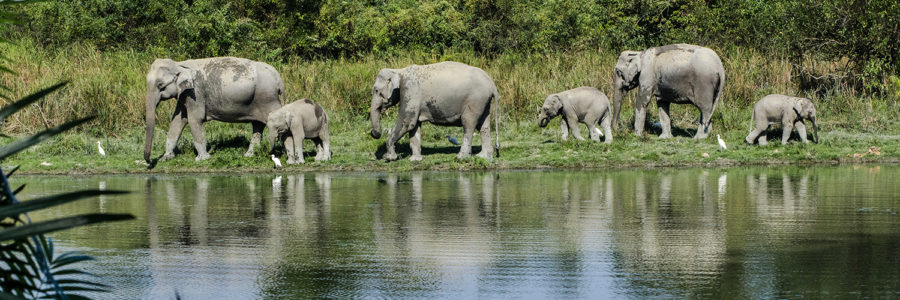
[0,0,898,171]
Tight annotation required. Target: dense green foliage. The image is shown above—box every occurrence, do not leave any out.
[8,0,899,76]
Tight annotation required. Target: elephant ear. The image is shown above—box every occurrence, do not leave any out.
[551,94,565,113]
[386,70,401,95]
[791,99,804,118]
[176,65,196,94]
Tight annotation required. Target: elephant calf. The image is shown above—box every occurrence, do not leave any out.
[745,94,819,145]
[538,87,613,143]
[267,99,331,164]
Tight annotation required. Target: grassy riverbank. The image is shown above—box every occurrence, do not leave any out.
[2,40,899,174]
[6,119,899,175]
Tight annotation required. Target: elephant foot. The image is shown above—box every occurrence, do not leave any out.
[286,158,297,164]
[315,153,331,161]
[659,133,674,139]
[476,151,493,160]
[243,151,255,157]
[195,153,210,161]
[409,155,423,162]
[160,152,176,162]
[456,152,471,159]
[383,152,399,161]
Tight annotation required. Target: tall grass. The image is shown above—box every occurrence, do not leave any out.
[2,39,898,138]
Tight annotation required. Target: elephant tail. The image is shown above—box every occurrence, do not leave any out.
[493,89,501,158]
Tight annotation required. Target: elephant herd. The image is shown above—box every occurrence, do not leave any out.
[143,43,819,165]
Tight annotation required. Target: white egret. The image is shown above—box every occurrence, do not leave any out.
[593,127,603,137]
[717,134,727,150]
[270,154,282,168]
[97,141,106,156]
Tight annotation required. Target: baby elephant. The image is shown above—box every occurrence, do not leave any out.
[745,94,819,145]
[538,86,613,143]
[267,99,332,164]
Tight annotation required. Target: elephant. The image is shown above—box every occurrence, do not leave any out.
[369,61,499,161]
[538,86,613,143]
[144,57,283,163]
[267,99,331,164]
[745,94,819,145]
[612,44,725,139]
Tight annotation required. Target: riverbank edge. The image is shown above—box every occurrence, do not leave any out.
[14,157,899,175]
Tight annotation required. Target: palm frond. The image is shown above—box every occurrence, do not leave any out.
[0,214,135,241]
[0,82,68,127]
[0,115,91,159]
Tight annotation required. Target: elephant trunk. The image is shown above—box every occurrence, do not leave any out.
[538,114,549,128]
[369,105,382,139]
[612,79,625,131]
[267,124,278,155]
[143,90,159,163]
[812,117,819,144]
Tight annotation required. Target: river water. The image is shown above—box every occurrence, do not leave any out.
[18,166,900,299]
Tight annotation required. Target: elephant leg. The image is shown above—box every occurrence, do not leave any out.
[245,121,265,157]
[161,106,188,161]
[633,88,652,136]
[284,135,297,164]
[587,116,601,142]
[290,122,305,164]
[560,120,569,142]
[186,115,210,161]
[457,115,478,159]
[601,113,613,144]
[781,122,794,145]
[476,116,493,159]
[315,124,332,161]
[408,122,423,161]
[568,119,585,141]
[658,101,673,139]
[795,121,809,143]
[746,126,765,145]
[695,108,713,139]
[384,120,414,161]
[758,131,768,146]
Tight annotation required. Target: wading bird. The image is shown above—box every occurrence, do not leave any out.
[271,154,282,168]
[446,135,459,146]
[97,141,106,156]
[593,127,603,136]
[717,134,727,150]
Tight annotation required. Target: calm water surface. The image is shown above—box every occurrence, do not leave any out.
[19,166,900,299]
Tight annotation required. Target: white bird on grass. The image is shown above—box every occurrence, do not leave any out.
[593,127,603,136]
[271,154,282,168]
[97,141,106,156]
[717,134,727,150]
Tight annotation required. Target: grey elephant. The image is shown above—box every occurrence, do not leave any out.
[369,61,499,161]
[144,57,283,163]
[267,99,331,164]
[612,44,725,139]
[538,86,613,143]
[745,94,819,145]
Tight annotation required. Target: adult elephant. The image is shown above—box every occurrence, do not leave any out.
[369,61,499,161]
[144,57,283,163]
[612,44,725,139]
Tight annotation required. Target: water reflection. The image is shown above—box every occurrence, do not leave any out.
[17,166,900,299]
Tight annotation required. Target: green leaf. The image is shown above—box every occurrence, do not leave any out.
[0,213,134,242]
[0,291,26,300]
[0,81,67,125]
[0,190,129,220]
[0,116,93,160]
[50,254,95,269]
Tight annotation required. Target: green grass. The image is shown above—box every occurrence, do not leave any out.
[5,116,899,174]
[2,39,899,174]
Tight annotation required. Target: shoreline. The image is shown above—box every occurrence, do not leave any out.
[14,156,898,176]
